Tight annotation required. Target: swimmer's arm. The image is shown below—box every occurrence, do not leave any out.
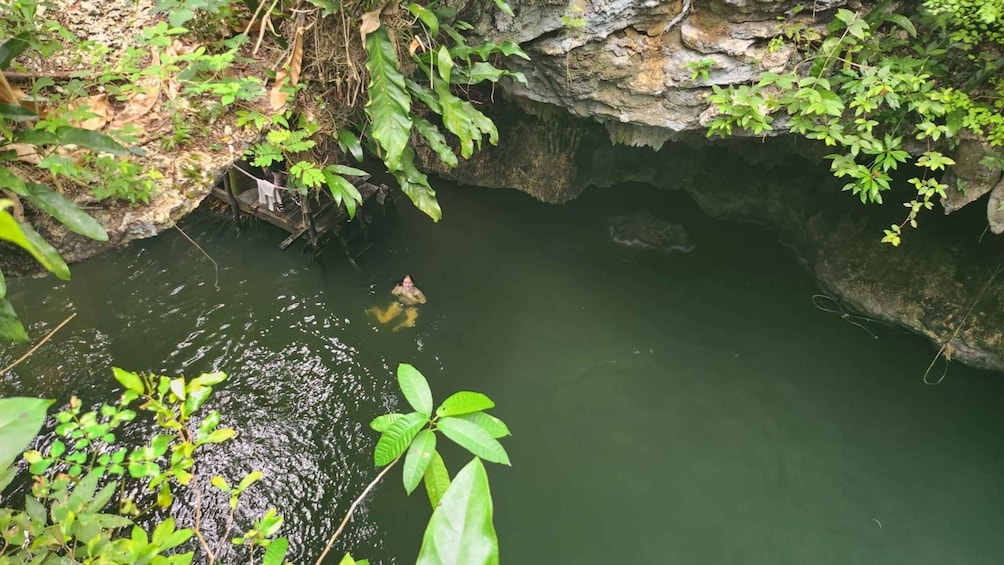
[413,289,427,304]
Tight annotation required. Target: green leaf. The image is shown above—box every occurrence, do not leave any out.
[203,428,237,443]
[365,27,412,170]
[0,103,38,121]
[414,116,458,169]
[436,392,495,418]
[191,372,227,387]
[423,450,451,508]
[112,367,145,394]
[336,129,365,162]
[416,458,499,565]
[0,203,70,279]
[0,168,27,197]
[0,33,32,70]
[374,411,428,466]
[22,182,108,241]
[338,554,357,565]
[264,538,289,565]
[328,164,368,177]
[403,429,437,495]
[0,398,52,468]
[437,45,453,84]
[0,266,6,298]
[437,417,510,465]
[322,169,362,219]
[237,470,263,492]
[370,413,404,433]
[54,126,128,155]
[435,82,498,159]
[0,297,27,342]
[398,363,433,415]
[67,470,100,511]
[455,62,504,85]
[455,412,510,439]
[392,148,442,222]
[407,3,439,35]
[493,0,514,17]
[884,13,915,37]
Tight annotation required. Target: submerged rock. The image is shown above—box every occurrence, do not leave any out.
[609,211,695,252]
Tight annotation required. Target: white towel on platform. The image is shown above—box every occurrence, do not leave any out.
[256,178,278,211]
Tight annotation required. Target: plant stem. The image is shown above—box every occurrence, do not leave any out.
[314,457,401,565]
[0,313,77,376]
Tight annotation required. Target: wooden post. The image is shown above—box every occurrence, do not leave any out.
[302,193,319,249]
[226,168,240,222]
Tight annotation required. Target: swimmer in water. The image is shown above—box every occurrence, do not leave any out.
[368,275,426,331]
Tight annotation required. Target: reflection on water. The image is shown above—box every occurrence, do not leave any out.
[5,181,1004,564]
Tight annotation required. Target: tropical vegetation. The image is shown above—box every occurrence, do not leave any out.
[708,0,1004,245]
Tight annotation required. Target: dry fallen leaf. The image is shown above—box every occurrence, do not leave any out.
[68,94,111,130]
[288,27,304,86]
[269,68,289,111]
[408,36,424,57]
[109,49,162,132]
[2,144,42,165]
[360,0,390,42]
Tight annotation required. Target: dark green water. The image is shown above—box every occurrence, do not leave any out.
[5,181,1004,564]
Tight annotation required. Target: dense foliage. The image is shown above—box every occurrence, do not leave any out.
[1,364,511,564]
[708,0,1004,245]
[0,0,526,341]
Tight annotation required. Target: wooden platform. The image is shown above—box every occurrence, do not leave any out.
[211,179,391,251]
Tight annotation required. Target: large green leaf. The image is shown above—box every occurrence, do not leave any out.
[0,103,39,122]
[392,148,442,222]
[0,167,27,195]
[0,33,32,70]
[436,45,453,84]
[112,367,145,394]
[416,458,499,565]
[456,412,511,439]
[263,538,289,565]
[407,2,439,35]
[403,429,436,494]
[423,449,450,508]
[436,392,495,418]
[374,411,428,466]
[0,297,27,342]
[336,129,365,162]
[364,27,412,170]
[322,169,362,219]
[0,397,54,468]
[369,413,404,433]
[55,126,127,155]
[414,116,458,169]
[492,0,514,17]
[23,182,108,241]
[437,417,510,466]
[435,82,498,159]
[407,79,442,114]
[397,363,433,415]
[0,203,71,279]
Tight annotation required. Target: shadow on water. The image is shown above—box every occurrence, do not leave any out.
[5,180,1004,564]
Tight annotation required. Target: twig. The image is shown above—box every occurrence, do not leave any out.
[173,224,220,292]
[662,0,692,34]
[923,264,1004,385]
[0,312,76,376]
[314,457,401,565]
[4,70,85,82]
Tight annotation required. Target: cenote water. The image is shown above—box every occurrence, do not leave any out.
[5,179,1004,564]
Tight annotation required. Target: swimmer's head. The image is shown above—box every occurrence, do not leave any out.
[402,275,414,288]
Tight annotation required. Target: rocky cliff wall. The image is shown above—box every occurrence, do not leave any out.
[428,0,1004,372]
